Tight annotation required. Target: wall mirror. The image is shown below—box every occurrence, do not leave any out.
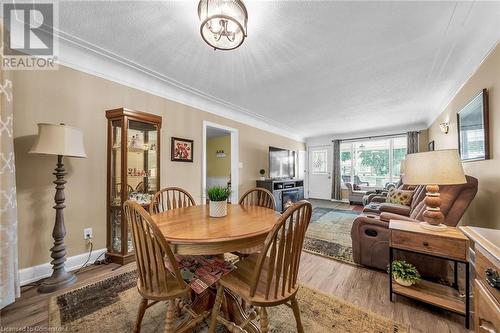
[457,89,489,161]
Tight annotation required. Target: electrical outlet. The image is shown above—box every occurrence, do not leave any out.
[84,228,93,240]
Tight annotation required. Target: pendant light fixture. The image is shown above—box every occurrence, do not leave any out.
[198,0,248,50]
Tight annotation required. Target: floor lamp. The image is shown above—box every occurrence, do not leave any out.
[404,149,466,231]
[30,123,87,293]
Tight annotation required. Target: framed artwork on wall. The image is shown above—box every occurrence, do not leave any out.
[457,89,489,162]
[171,137,194,162]
[428,141,435,151]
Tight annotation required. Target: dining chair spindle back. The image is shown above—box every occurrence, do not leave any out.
[150,187,196,215]
[124,200,208,333]
[209,200,312,333]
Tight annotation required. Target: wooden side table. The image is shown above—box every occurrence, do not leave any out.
[389,220,470,328]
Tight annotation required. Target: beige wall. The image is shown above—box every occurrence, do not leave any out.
[419,129,429,152]
[428,44,500,229]
[207,135,231,178]
[12,65,304,269]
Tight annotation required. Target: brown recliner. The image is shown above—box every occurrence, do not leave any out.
[351,175,478,271]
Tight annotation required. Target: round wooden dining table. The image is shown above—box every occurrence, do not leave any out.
[151,203,281,333]
[151,204,281,255]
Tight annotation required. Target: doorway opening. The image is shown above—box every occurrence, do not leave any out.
[202,121,239,203]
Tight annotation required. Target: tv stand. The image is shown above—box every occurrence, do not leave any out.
[256,179,304,212]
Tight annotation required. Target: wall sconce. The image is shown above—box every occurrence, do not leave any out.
[439,122,449,134]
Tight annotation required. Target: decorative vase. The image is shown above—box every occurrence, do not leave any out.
[394,277,414,287]
[209,200,227,218]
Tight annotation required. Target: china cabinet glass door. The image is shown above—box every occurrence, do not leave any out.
[106,108,162,265]
[110,120,122,254]
[125,120,159,253]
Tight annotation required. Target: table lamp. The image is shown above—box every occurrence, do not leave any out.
[30,123,87,293]
[404,150,466,231]
[399,159,405,183]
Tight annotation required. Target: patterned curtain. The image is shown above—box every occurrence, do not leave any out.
[407,131,419,154]
[1,68,20,308]
[331,140,341,200]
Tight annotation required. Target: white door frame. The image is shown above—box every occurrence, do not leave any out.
[202,121,239,204]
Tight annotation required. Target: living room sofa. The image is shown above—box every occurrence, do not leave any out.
[351,175,478,271]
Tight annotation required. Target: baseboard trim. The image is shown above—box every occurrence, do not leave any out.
[19,248,107,286]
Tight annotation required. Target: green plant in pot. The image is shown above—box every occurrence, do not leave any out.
[259,169,266,180]
[388,260,420,287]
[207,186,231,218]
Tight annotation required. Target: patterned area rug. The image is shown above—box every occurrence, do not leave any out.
[303,207,360,264]
[49,270,407,333]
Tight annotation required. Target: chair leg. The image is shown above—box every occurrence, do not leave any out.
[291,296,304,333]
[164,299,176,333]
[259,307,269,333]
[134,297,148,333]
[208,284,224,333]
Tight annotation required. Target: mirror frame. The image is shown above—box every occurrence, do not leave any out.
[457,88,489,162]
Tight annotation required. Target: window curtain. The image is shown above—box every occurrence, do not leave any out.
[407,131,419,154]
[331,140,341,200]
[1,68,20,309]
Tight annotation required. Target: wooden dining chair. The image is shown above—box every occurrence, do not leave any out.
[208,200,312,333]
[234,187,277,257]
[150,187,196,214]
[124,201,208,333]
[239,187,276,210]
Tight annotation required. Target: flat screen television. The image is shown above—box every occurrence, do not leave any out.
[269,146,295,179]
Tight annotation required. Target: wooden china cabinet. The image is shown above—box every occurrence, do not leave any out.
[105,108,162,264]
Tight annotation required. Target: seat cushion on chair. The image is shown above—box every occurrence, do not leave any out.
[219,254,299,307]
[165,255,235,294]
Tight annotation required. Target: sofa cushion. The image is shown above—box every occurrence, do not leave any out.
[386,188,413,206]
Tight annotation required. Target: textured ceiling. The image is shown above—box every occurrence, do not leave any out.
[58,1,500,139]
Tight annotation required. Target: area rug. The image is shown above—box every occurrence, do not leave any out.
[303,207,360,265]
[48,270,407,333]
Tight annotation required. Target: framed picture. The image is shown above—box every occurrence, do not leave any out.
[457,89,489,162]
[171,137,194,162]
[428,141,435,151]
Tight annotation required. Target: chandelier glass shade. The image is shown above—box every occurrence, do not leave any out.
[198,0,248,50]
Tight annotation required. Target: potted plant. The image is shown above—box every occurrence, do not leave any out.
[388,260,420,287]
[259,169,266,180]
[207,186,231,218]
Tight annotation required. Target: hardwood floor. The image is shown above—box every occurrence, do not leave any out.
[1,252,469,332]
[299,252,469,333]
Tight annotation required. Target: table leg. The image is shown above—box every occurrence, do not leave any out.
[465,262,470,329]
[453,261,458,290]
[189,287,260,333]
[389,247,393,302]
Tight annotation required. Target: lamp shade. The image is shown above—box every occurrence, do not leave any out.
[399,159,405,174]
[404,150,465,185]
[30,123,87,158]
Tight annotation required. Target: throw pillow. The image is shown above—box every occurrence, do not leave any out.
[386,188,413,206]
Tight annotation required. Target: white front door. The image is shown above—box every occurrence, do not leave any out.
[308,145,332,200]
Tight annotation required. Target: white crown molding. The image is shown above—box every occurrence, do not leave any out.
[19,248,107,286]
[55,32,305,142]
